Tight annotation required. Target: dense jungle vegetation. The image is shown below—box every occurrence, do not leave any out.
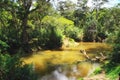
[0,0,120,80]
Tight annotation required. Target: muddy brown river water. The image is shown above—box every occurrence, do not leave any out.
[23,42,112,80]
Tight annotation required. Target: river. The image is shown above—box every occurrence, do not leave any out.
[23,42,111,80]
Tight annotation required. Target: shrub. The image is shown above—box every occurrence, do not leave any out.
[105,31,120,79]
[106,65,120,80]
[43,25,63,49]
[111,31,120,63]
[30,24,63,50]
[0,54,37,80]
[0,40,9,53]
[64,26,82,42]
[106,32,117,43]
[0,26,22,54]
[104,63,120,80]
[42,16,82,42]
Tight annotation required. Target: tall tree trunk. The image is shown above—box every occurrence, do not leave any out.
[21,16,28,44]
[21,14,31,53]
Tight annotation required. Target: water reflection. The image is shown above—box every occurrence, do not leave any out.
[40,62,99,80]
[41,67,69,80]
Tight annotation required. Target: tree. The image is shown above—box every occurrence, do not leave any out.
[0,0,51,53]
[17,0,51,52]
[57,0,76,20]
[77,0,88,11]
[91,0,108,20]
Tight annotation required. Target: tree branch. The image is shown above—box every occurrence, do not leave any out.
[29,5,39,14]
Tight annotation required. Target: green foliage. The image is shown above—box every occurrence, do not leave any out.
[74,10,87,28]
[42,16,74,34]
[0,0,52,54]
[64,26,82,42]
[104,31,120,80]
[83,20,97,42]
[106,65,120,80]
[0,19,21,54]
[42,16,74,30]
[42,16,81,41]
[31,24,63,50]
[104,63,120,80]
[0,0,120,54]
[57,0,76,20]
[0,40,9,53]
[111,31,120,63]
[41,25,63,49]
[0,54,37,80]
[106,32,117,43]
[93,67,102,74]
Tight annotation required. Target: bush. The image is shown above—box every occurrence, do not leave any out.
[111,31,120,63]
[64,26,82,42]
[104,31,120,79]
[106,65,120,80]
[42,16,82,42]
[43,25,63,49]
[103,63,120,80]
[0,54,37,80]
[0,26,22,54]
[30,24,63,50]
[0,40,9,53]
[106,32,117,43]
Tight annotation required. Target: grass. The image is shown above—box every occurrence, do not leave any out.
[103,62,120,80]
[106,65,120,79]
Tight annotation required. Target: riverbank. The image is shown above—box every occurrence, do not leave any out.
[83,72,109,80]
[82,62,120,80]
